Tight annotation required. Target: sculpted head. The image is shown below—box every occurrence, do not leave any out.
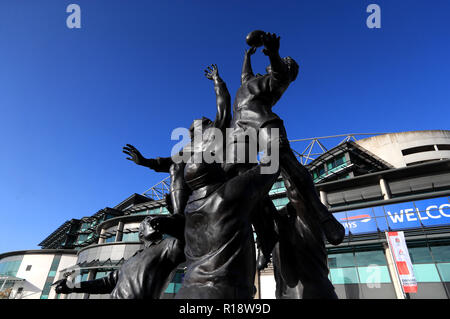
[139,216,163,244]
[266,56,299,83]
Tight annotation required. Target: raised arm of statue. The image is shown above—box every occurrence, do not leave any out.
[122,144,174,173]
[204,64,231,131]
[241,47,257,84]
[262,33,289,84]
[54,271,118,295]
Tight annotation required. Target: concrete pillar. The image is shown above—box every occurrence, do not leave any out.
[383,242,404,299]
[115,222,124,242]
[379,178,392,200]
[98,229,106,244]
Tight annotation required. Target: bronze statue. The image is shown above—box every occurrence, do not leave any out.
[225,31,344,246]
[112,32,343,299]
[53,216,185,299]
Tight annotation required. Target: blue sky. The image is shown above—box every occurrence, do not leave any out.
[0,0,449,252]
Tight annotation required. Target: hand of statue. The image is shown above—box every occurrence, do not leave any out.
[123,144,146,166]
[262,32,280,56]
[53,279,73,294]
[204,64,219,81]
[245,46,257,56]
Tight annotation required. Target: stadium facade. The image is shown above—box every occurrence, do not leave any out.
[1,130,450,299]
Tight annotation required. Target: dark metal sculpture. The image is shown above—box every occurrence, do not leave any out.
[108,31,342,299]
[225,31,344,247]
[53,216,185,299]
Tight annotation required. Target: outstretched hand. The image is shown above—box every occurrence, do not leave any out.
[262,32,280,56]
[204,64,219,81]
[123,144,145,166]
[53,279,73,294]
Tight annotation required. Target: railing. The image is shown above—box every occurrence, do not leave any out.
[141,133,388,200]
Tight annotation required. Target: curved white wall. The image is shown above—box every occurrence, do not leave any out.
[356,130,450,168]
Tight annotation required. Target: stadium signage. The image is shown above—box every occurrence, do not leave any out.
[334,196,450,235]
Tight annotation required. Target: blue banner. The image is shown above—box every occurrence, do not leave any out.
[333,196,450,235]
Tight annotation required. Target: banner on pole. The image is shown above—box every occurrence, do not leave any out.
[386,231,417,293]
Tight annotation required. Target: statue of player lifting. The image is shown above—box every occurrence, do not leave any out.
[225,31,345,246]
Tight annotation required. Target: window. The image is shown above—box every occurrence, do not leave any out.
[326,155,346,171]
[77,234,88,243]
[436,144,450,151]
[26,265,32,271]
[430,244,450,263]
[354,250,387,266]
[436,263,450,282]
[95,271,111,279]
[412,264,441,282]
[328,252,354,268]
[105,235,116,243]
[122,232,139,242]
[40,254,61,299]
[329,267,359,284]
[408,247,434,263]
[401,145,435,156]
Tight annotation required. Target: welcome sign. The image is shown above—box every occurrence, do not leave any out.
[333,196,450,235]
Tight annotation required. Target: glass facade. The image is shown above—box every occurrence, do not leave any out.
[40,254,61,299]
[0,256,23,277]
[312,154,348,183]
[407,241,450,298]
[132,207,170,215]
[327,247,396,299]
[327,241,450,299]
[0,256,23,295]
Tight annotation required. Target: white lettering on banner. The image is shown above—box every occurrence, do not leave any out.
[387,204,450,223]
[440,204,450,217]
[387,210,404,223]
[416,208,428,220]
[405,208,417,222]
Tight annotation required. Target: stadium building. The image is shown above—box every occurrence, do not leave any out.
[1,130,450,299]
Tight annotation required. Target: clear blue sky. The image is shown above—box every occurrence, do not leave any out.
[1,0,449,253]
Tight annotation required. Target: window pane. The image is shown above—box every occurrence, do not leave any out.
[412,264,441,282]
[122,232,139,242]
[330,267,359,284]
[431,245,450,262]
[105,235,116,243]
[328,252,355,268]
[357,266,391,284]
[409,247,433,264]
[355,250,386,266]
[437,263,450,282]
